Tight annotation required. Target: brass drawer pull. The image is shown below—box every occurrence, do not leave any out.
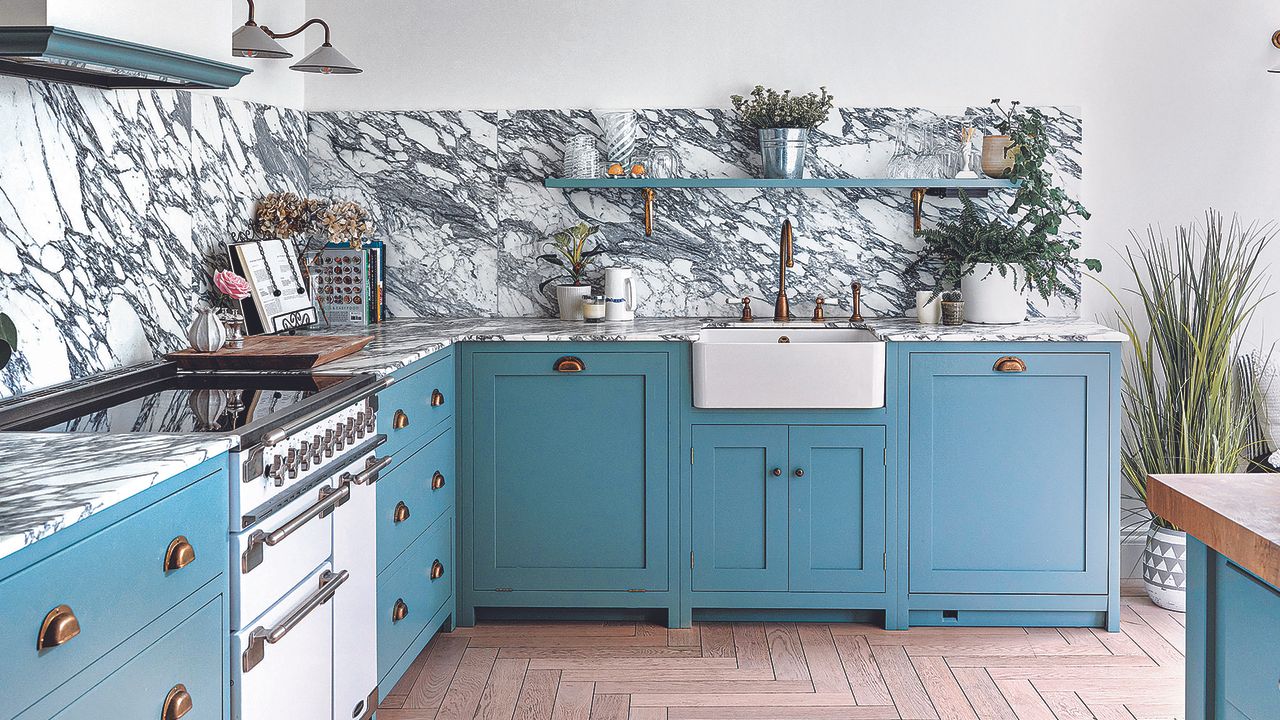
[794,468,805,478]
[554,356,585,373]
[38,604,80,651]
[391,598,409,623]
[165,535,196,572]
[393,501,411,523]
[162,684,193,720]
[993,356,1027,373]
[430,389,445,407]
[431,471,446,490]
[771,468,782,477]
[430,560,445,580]
[391,409,410,430]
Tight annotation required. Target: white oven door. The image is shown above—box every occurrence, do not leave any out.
[233,562,338,720]
[332,452,386,720]
[232,476,341,630]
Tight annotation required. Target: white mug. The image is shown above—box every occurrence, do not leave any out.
[604,267,636,321]
[916,290,942,324]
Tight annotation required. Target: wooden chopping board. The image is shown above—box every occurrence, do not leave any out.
[167,334,374,371]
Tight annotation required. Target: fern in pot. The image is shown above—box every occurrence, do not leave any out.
[538,222,604,321]
[1100,212,1272,611]
[731,85,834,179]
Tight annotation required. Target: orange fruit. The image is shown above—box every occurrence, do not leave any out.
[607,163,625,176]
[630,163,647,176]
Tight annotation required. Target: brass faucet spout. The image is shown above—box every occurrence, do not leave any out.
[775,219,794,321]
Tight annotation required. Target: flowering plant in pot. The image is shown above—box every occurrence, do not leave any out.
[730,85,834,179]
[1101,212,1272,611]
[538,222,604,321]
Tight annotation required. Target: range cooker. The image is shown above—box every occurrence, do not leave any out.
[0,360,394,720]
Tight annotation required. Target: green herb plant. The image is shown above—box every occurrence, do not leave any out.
[730,86,835,131]
[1099,212,1273,530]
[0,312,16,371]
[537,222,604,292]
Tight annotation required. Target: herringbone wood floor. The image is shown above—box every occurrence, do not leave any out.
[379,582,1184,720]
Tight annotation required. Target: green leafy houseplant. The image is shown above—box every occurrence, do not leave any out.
[537,222,604,292]
[1100,212,1273,530]
[730,86,835,130]
[0,312,15,370]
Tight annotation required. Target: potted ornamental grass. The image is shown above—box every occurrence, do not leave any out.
[538,222,604,321]
[1102,212,1272,611]
[731,85,835,179]
[912,105,1096,323]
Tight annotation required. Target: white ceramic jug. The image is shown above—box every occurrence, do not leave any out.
[604,267,636,321]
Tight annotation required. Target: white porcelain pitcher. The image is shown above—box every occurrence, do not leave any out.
[604,267,636,321]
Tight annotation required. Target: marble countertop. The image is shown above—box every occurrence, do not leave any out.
[315,315,1126,375]
[0,434,233,562]
[1148,473,1280,589]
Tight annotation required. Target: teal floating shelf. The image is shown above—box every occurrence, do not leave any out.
[543,177,1016,190]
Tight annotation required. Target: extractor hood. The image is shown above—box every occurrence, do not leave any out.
[0,26,251,90]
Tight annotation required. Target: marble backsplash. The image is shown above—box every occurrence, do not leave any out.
[308,106,1083,320]
[0,74,1081,399]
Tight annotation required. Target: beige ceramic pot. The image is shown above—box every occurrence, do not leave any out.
[981,135,1016,178]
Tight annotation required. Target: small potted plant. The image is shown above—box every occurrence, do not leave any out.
[981,99,1020,177]
[731,85,835,179]
[538,222,604,321]
[0,312,16,371]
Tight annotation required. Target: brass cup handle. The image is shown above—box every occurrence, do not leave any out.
[794,468,805,477]
[37,604,80,651]
[393,501,411,523]
[993,356,1027,373]
[771,468,782,477]
[164,535,196,572]
[431,471,446,490]
[391,409,410,430]
[162,684,193,720]
[554,356,585,373]
[430,389,445,407]
[430,559,445,580]
[391,598,409,623]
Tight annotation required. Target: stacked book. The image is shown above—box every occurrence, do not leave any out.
[308,241,386,325]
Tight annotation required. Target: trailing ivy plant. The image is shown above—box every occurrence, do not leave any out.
[537,222,605,291]
[730,86,835,131]
[0,312,16,371]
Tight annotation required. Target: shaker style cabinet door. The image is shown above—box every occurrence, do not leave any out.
[470,351,670,592]
[788,425,887,593]
[908,351,1110,595]
[690,425,790,592]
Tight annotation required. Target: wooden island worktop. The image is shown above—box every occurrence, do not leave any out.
[1148,473,1280,589]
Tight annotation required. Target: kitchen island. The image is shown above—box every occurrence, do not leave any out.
[1148,473,1280,720]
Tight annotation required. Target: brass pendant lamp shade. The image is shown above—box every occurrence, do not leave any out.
[233,0,360,74]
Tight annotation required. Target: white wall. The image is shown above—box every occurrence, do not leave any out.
[303,0,1280,341]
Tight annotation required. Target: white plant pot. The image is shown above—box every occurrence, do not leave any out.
[960,262,1027,324]
[1142,525,1187,612]
[555,284,592,321]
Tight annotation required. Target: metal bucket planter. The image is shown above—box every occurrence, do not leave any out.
[758,128,809,179]
[1142,524,1187,612]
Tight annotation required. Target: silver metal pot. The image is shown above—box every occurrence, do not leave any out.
[758,128,809,179]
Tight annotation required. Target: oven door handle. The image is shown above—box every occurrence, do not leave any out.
[343,455,393,486]
[242,569,349,673]
[261,377,395,448]
[241,483,351,573]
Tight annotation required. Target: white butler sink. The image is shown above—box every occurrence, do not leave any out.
[693,326,886,408]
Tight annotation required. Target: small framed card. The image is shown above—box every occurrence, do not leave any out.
[227,238,319,334]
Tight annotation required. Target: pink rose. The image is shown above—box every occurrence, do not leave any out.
[214,270,252,300]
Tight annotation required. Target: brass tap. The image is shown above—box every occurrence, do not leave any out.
[850,281,864,322]
[774,219,794,321]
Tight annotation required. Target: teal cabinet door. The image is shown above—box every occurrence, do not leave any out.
[789,426,887,593]
[908,351,1110,595]
[470,351,669,591]
[691,425,789,592]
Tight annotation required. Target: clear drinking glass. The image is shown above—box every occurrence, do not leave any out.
[885,121,914,179]
[564,134,601,178]
[647,145,680,178]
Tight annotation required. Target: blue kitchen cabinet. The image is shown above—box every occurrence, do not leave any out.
[467,349,670,593]
[906,349,1114,615]
[1186,537,1280,720]
[690,425,886,594]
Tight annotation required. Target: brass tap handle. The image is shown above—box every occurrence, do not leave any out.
[164,536,196,572]
[726,297,753,322]
[162,684,193,720]
[812,296,826,322]
[37,605,80,651]
[850,282,864,323]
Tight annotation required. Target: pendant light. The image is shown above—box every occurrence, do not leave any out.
[232,0,361,74]
[1271,31,1280,73]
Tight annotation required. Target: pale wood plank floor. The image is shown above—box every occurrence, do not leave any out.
[380,582,1184,720]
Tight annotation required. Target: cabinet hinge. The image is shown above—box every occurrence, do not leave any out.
[494,587,513,592]
[690,447,694,464]
[627,588,646,593]
[690,551,695,569]
[883,448,888,466]
[883,552,887,569]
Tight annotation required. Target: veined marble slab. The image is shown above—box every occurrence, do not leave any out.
[859,316,1129,343]
[0,434,233,561]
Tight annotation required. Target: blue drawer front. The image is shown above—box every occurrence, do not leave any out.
[377,425,455,575]
[49,596,224,720]
[377,514,453,683]
[469,350,670,592]
[0,467,227,719]
[908,351,1110,595]
[380,351,455,461]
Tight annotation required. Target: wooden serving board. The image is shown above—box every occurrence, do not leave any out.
[167,334,374,371]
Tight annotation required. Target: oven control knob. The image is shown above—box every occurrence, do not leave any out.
[334,427,346,452]
[324,430,335,457]
[298,442,311,471]
[269,455,286,487]
[286,448,299,480]
[355,412,367,438]
[311,435,324,463]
